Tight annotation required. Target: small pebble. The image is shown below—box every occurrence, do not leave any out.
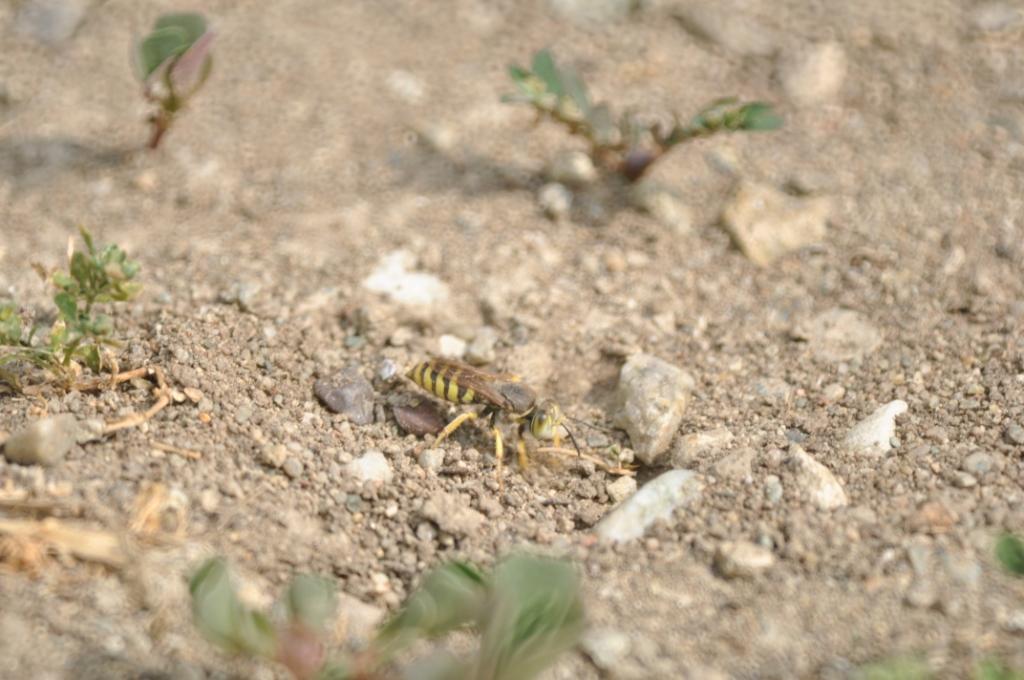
[961,451,995,477]
[764,475,784,505]
[606,476,638,503]
[615,353,695,465]
[282,458,304,479]
[438,334,467,358]
[1003,422,1024,446]
[260,444,287,468]
[3,414,78,467]
[346,450,393,484]
[466,326,499,365]
[715,541,775,578]
[845,400,908,455]
[314,367,375,425]
[538,182,572,221]
[393,402,446,436]
[418,448,446,472]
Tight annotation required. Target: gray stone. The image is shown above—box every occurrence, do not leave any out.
[549,0,634,24]
[712,447,755,480]
[393,402,446,437]
[282,458,304,479]
[673,5,778,57]
[961,451,995,477]
[538,182,572,221]
[793,308,883,363]
[722,181,830,266]
[420,491,485,536]
[1003,423,1024,445]
[714,541,775,578]
[764,475,784,505]
[314,367,375,425]
[629,180,694,233]
[778,42,847,107]
[970,2,1022,33]
[15,0,88,45]
[753,377,793,405]
[345,450,393,484]
[3,414,78,466]
[595,469,704,543]
[417,448,446,473]
[545,150,598,186]
[606,475,638,503]
[260,444,287,468]
[466,326,499,365]
[614,353,695,465]
[672,427,733,467]
[844,401,908,455]
[787,445,847,510]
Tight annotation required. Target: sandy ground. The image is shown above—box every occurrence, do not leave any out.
[1,1,1024,678]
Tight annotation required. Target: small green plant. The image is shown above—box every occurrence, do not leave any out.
[0,228,141,390]
[135,12,215,149]
[189,554,584,680]
[996,534,1024,576]
[504,49,782,181]
[979,659,1024,680]
[855,655,931,680]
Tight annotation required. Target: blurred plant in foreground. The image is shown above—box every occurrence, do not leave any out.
[135,12,215,149]
[190,554,584,680]
[504,49,781,182]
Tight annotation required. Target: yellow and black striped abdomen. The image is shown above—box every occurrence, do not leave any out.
[407,360,477,405]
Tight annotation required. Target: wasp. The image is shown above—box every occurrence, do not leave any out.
[405,357,579,488]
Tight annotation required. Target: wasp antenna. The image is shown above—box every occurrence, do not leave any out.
[567,415,616,434]
[565,425,582,457]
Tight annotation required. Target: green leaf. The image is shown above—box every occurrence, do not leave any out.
[0,303,22,346]
[78,227,96,256]
[978,658,1024,680]
[154,12,208,46]
[189,558,277,658]
[739,102,783,131]
[996,534,1024,576]
[560,68,590,117]
[78,344,102,373]
[855,656,931,680]
[531,49,563,97]
[471,555,584,680]
[286,574,338,633]
[169,31,215,97]
[69,252,93,288]
[377,561,488,657]
[508,65,531,83]
[54,293,78,324]
[137,27,190,80]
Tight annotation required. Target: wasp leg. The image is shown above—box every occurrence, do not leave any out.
[492,426,505,493]
[516,422,530,470]
[435,411,478,445]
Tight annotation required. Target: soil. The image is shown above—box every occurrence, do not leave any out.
[2,1,1024,679]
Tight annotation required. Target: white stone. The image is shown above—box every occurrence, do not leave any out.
[787,445,847,510]
[845,401,908,455]
[345,450,393,484]
[595,470,703,543]
[672,427,734,467]
[362,250,449,307]
[538,182,572,221]
[715,541,775,578]
[614,354,695,465]
[722,181,830,266]
[438,334,467,358]
[545,150,597,186]
[778,42,847,107]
